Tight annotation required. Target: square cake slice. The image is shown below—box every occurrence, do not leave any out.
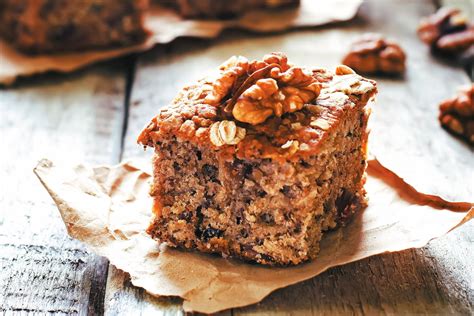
[138,53,377,265]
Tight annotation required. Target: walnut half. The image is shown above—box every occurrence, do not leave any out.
[209,120,246,147]
[232,54,321,125]
[342,33,406,76]
[203,52,321,125]
[417,7,474,64]
[439,84,474,144]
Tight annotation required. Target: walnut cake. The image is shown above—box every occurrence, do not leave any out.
[138,53,377,265]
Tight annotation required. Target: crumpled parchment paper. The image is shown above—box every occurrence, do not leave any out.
[34,158,473,314]
[0,0,362,85]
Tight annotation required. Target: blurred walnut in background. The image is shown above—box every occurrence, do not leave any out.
[417,7,474,66]
[342,33,406,76]
[439,84,474,145]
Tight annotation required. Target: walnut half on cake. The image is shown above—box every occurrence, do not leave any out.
[138,53,377,265]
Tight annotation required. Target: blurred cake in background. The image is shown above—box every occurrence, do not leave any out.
[0,0,149,54]
[157,0,300,19]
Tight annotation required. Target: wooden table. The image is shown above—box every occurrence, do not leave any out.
[1,0,472,314]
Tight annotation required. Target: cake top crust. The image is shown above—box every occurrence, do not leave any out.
[138,53,377,162]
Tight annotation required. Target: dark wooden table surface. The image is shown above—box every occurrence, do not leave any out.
[1,0,473,315]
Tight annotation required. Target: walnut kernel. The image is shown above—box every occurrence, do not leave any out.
[342,33,406,75]
[210,120,246,147]
[310,118,330,130]
[327,74,375,95]
[232,64,321,125]
[439,84,474,144]
[202,53,322,125]
[204,56,249,105]
[417,7,467,46]
[335,65,356,75]
[281,140,299,155]
[417,7,474,63]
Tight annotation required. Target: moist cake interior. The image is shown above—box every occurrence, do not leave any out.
[147,100,369,265]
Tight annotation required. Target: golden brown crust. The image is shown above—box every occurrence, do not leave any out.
[138,53,377,162]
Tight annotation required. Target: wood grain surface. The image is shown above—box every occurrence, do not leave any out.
[0,63,129,314]
[1,0,472,315]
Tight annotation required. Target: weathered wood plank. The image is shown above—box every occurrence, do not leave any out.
[112,0,473,314]
[0,63,128,315]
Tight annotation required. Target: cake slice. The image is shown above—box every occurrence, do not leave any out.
[138,53,377,265]
[0,0,149,54]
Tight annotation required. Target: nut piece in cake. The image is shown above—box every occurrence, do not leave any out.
[342,33,406,76]
[138,53,377,265]
[157,0,300,19]
[0,0,149,54]
[439,84,474,144]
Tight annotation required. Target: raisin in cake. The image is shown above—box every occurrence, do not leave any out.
[0,0,149,53]
[138,53,377,265]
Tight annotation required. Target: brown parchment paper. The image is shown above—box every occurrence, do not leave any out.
[0,0,362,85]
[34,158,473,314]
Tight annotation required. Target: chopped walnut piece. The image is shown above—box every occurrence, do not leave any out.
[417,7,474,63]
[310,118,330,130]
[335,65,356,75]
[281,139,295,149]
[327,73,374,95]
[281,140,299,155]
[209,120,246,147]
[439,84,474,144]
[342,33,406,75]
[299,143,309,151]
